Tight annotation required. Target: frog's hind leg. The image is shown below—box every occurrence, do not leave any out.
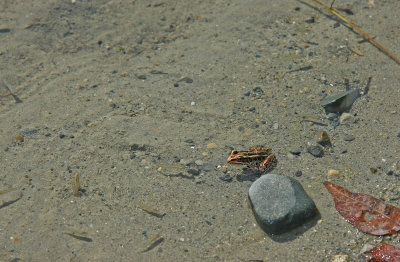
[259,154,277,173]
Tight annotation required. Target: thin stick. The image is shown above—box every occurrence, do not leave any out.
[312,0,400,65]
[2,80,22,103]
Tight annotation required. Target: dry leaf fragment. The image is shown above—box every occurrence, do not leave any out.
[324,182,400,235]
[365,243,400,262]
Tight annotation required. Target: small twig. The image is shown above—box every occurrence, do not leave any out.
[363,76,373,95]
[1,80,22,103]
[312,0,400,65]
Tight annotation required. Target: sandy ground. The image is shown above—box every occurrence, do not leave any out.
[0,0,399,261]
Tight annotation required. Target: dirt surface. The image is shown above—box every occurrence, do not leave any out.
[1,0,399,261]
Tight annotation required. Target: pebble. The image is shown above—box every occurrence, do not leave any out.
[307,143,324,157]
[179,77,193,83]
[343,134,355,141]
[317,131,331,147]
[248,174,317,234]
[339,113,354,124]
[179,159,191,165]
[385,163,399,176]
[331,254,351,262]
[294,170,302,177]
[289,149,302,155]
[219,175,233,182]
[207,143,217,149]
[14,134,24,142]
[370,167,378,173]
[327,113,338,121]
[187,169,200,176]
[273,123,279,130]
[220,166,228,173]
[287,153,295,160]
[194,160,203,166]
[327,169,340,176]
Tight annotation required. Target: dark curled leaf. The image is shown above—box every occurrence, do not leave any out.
[324,182,400,235]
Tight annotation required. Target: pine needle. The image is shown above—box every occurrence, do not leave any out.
[312,0,400,65]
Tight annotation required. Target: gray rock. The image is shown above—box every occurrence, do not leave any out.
[307,143,324,157]
[248,174,317,234]
[343,134,355,141]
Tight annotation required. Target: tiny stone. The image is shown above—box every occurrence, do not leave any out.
[191,101,195,106]
[287,153,295,160]
[386,170,394,176]
[289,149,301,155]
[137,75,146,80]
[180,159,190,165]
[327,169,340,176]
[219,175,233,182]
[273,123,279,129]
[370,167,378,173]
[187,169,200,176]
[195,160,203,166]
[317,131,331,147]
[253,87,264,94]
[207,143,217,149]
[327,113,338,120]
[339,113,354,124]
[295,170,302,177]
[181,77,193,83]
[59,134,66,139]
[220,166,228,173]
[14,134,24,142]
[331,254,350,262]
[343,134,355,141]
[307,143,324,157]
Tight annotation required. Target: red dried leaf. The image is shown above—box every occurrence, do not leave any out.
[324,182,400,235]
[365,243,400,262]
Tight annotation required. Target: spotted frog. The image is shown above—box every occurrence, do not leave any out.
[227,147,276,173]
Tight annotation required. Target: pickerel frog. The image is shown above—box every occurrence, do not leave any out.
[227,147,276,173]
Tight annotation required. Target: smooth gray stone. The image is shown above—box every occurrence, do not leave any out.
[248,174,317,234]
